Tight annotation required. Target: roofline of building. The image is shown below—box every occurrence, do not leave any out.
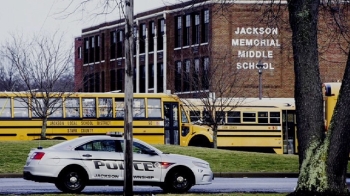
[81,0,288,36]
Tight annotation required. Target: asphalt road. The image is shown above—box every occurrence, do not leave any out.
[0,177,298,194]
[0,172,300,178]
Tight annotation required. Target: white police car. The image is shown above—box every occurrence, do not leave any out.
[23,132,213,193]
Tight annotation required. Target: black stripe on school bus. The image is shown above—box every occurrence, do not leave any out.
[0,134,17,136]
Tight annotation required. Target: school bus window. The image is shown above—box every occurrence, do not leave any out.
[227,111,240,123]
[32,98,44,118]
[133,98,145,118]
[164,104,170,126]
[115,98,124,118]
[258,112,268,123]
[98,98,113,118]
[48,98,63,118]
[65,98,80,118]
[172,105,179,125]
[147,98,161,118]
[203,110,211,122]
[181,108,188,123]
[243,112,256,122]
[82,98,96,118]
[14,98,29,118]
[189,110,200,122]
[215,111,225,124]
[270,112,280,123]
[0,98,11,118]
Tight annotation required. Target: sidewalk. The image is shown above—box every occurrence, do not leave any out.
[0,172,300,178]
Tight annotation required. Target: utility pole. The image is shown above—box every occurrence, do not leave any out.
[124,0,134,195]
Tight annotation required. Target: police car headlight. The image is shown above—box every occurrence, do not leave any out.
[192,161,209,168]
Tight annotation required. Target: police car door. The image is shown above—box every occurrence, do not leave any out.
[75,139,123,181]
[121,140,162,182]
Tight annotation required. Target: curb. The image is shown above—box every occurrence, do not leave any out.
[0,173,300,179]
[214,172,299,178]
[0,174,22,178]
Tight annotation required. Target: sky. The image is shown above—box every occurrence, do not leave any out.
[0,0,177,46]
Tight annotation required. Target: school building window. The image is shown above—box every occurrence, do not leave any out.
[117,30,124,58]
[139,23,146,54]
[110,70,116,91]
[83,38,89,64]
[149,21,155,52]
[117,69,124,91]
[110,31,116,59]
[157,63,163,92]
[183,15,190,46]
[140,65,145,93]
[192,14,200,45]
[95,35,100,62]
[175,16,182,48]
[149,64,154,89]
[193,58,200,90]
[157,19,164,50]
[184,59,191,92]
[202,9,209,43]
[203,57,209,90]
[175,61,182,92]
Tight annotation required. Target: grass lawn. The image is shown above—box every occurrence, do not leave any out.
[0,140,300,196]
[0,140,300,174]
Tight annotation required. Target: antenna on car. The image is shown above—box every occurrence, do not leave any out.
[36,138,42,149]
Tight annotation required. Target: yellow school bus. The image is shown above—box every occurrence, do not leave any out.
[183,98,297,154]
[0,92,212,147]
[323,82,341,130]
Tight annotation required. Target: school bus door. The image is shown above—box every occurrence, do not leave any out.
[163,102,180,145]
[282,109,297,154]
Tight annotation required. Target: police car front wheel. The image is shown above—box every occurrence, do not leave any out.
[161,168,194,193]
[55,167,87,193]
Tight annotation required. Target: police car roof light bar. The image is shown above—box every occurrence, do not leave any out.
[106,131,124,137]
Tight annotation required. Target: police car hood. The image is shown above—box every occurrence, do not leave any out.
[161,153,208,164]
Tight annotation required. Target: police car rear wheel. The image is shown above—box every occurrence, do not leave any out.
[55,168,86,193]
[162,169,193,193]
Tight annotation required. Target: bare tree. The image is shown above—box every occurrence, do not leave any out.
[210,0,350,194]
[175,0,350,194]
[172,43,249,148]
[60,1,134,194]
[1,32,74,139]
[170,1,283,149]
[0,56,24,91]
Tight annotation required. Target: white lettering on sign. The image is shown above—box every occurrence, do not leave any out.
[233,27,281,70]
[234,27,278,35]
[232,39,280,47]
[237,50,273,58]
[236,62,274,70]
